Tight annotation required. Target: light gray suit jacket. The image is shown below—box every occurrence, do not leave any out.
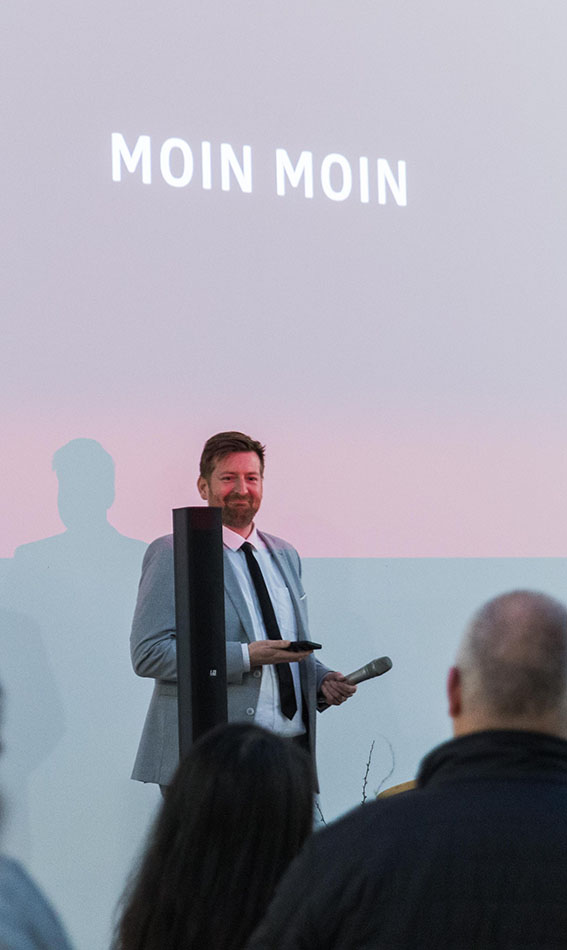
[130,531,330,786]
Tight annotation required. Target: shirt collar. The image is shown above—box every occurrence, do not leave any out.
[222,524,265,551]
[417,729,567,789]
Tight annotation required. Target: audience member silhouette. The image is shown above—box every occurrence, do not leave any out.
[1,438,150,947]
[0,685,74,950]
[247,590,567,949]
[114,723,314,950]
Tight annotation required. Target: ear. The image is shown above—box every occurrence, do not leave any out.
[197,476,209,501]
[447,666,462,720]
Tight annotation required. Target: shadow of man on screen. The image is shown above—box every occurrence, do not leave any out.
[4,440,147,723]
[0,439,154,947]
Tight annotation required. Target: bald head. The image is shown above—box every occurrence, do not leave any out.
[449,591,567,738]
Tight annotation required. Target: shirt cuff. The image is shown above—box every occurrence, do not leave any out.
[241,643,251,673]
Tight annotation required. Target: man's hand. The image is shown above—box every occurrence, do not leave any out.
[320,671,357,705]
[249,640,313,667]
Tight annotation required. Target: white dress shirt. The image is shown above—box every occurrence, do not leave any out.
[223,524,305,737]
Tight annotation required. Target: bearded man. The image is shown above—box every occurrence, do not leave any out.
[130,431,355,789]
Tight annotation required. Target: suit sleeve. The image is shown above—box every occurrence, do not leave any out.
[291,545,333,695]
[130,537,178,680]
[315,657,333,692]
[130,536,247,684]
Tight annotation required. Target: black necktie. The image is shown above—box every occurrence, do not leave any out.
[240,541,297,720]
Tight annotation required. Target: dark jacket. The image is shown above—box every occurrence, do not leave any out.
[246,730,567,949]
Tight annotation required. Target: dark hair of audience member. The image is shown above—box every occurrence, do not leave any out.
[114,723,314,950]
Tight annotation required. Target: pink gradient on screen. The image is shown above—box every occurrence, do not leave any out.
[3,409,567,559]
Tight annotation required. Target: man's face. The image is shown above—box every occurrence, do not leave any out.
[197,451,263,531]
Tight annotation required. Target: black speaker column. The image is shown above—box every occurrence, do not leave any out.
[173,506,228,762]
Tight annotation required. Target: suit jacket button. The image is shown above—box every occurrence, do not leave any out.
[253,669,261,678]
[246,707,255,716]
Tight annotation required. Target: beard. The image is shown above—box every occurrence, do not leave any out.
[220,494,259,529]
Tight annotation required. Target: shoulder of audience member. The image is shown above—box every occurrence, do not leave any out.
[0,856,74,949]
[246,796,418,948]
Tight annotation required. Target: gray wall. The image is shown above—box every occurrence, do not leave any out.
[2,541,567,948]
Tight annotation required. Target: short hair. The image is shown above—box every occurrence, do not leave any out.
[457,590,567,720]
[199,431,265,481]
[115,723,313,950]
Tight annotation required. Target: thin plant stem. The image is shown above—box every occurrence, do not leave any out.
[315,799,327,826]
[361,740,375,804]
[374,734,396,797]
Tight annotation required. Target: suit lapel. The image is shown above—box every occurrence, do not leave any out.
[223,551,256,643]
[258,531,308,641]
[259,533,315,705]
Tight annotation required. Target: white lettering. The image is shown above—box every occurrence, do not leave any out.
[201,141,212,190]
[377,159,407,206]
[160,138,194,188]
[275,149,314,198]
[111,133,151,184]
[110,133,408,209]
[359,156,369,204]
[220,144,252,193]
[321,153,352,202]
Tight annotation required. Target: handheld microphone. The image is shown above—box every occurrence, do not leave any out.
[318,655,392,711]
[345,655,392,685]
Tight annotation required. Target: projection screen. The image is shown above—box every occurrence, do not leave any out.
[2,2,566,947]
